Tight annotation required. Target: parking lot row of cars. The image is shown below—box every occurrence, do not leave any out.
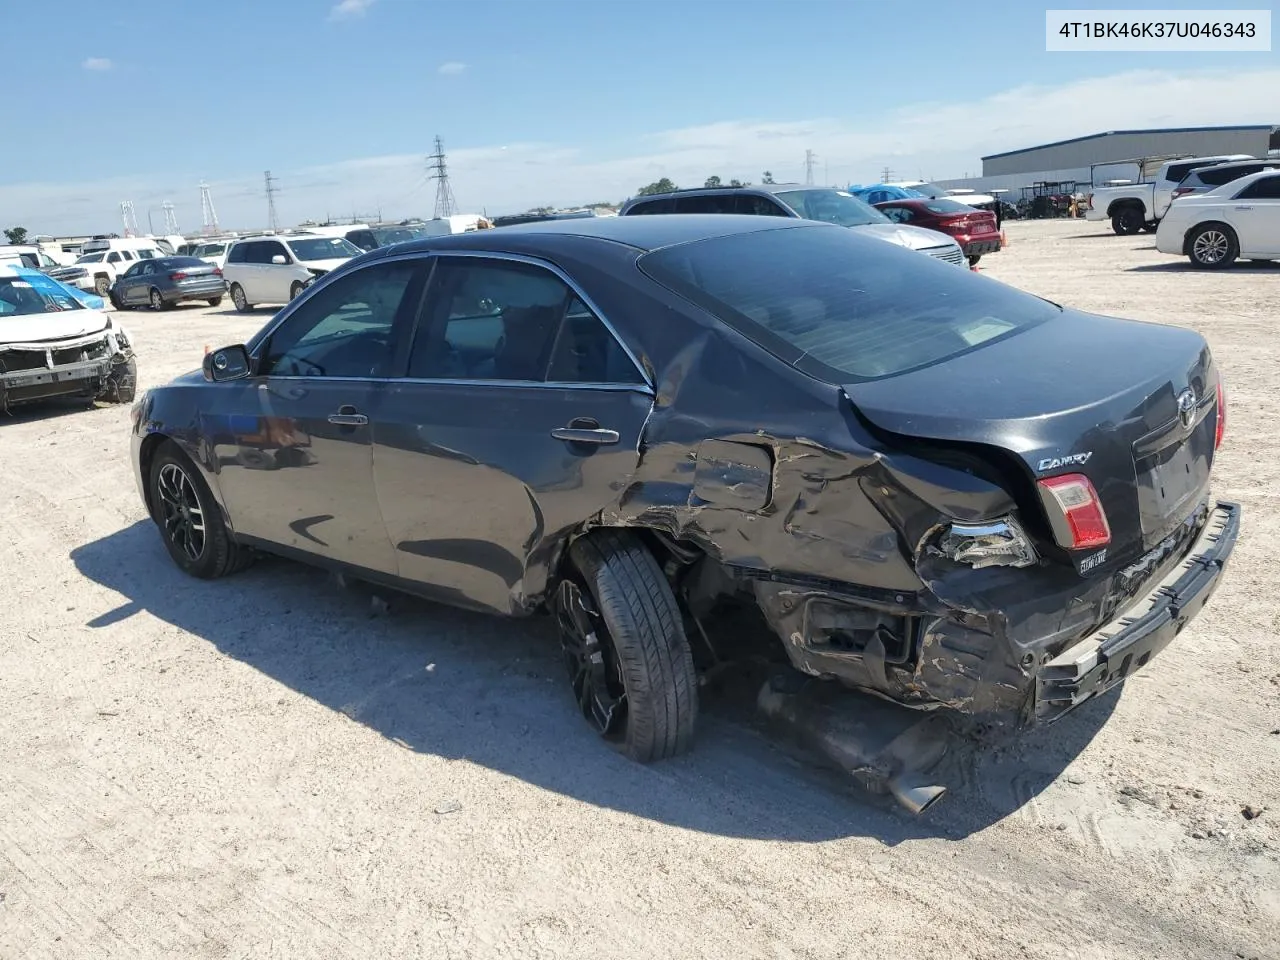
[1084,156,1280,267]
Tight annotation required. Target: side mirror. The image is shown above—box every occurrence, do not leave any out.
[271,254,288,265]
[203,344,252,382]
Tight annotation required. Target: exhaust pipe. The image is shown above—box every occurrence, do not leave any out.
[888,773,948,815]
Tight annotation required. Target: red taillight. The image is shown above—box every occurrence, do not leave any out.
[1172,188,1193,200]
[169,271,187,280]
[1038,473,1111,549]
[1215,380,1226,450]
[213,267,223,277]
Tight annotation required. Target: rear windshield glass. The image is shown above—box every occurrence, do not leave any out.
[638,224,1059,383]
[922,199,977,215]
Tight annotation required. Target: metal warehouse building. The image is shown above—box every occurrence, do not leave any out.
[936,124,1279,195]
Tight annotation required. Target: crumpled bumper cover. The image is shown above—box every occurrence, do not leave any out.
[1035,500,1240,721]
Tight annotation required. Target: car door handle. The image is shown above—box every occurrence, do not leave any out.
[1234,205,1254,210]
[551,424,620,445]
[328,405,368,426]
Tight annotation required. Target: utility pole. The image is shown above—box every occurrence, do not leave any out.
[119,200,139,237]
[264,171,281,232]
[200,180,220,235]
[427,135,457,219]
[162,201,179,234]
[804,149,818,186]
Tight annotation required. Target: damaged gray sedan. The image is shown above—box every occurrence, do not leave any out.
[129,215,1238,763]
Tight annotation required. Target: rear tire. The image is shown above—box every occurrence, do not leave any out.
[207,296,223,307]
[1187,224,1238,270]
[558,530,698,762]
[1111,207,1143,236]
[148,441,253,579]
[230,283,252,313]
[967,255,981,266]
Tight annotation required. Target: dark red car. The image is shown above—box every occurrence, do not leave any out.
[873,198,1001,265]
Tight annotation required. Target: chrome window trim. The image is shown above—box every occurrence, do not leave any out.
[251,374,651,394]
[247,248,653,390]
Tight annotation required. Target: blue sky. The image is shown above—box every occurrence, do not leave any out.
[2,0,1275,233]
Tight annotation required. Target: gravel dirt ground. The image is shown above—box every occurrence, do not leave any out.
[2,219,1277,960]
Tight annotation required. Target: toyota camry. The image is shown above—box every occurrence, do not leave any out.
[130,215,1238,762]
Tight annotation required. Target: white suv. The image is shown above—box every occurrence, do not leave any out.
[222,234,363,311]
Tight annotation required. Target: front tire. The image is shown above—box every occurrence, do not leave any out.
[100,355,137,404]
[1187,224,1238,269]
[148,441,252,579]
[1111,207,1143,236]
[967,255,981,267]
[95,276,111,297]
[149,287,169,310]
[230,283,252,313]
[289,281,305,301]
[557,530,698,762]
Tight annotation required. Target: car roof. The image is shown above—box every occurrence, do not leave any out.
[1190,158,1279,173]
[387,213,819,255]
[625,182,825,202]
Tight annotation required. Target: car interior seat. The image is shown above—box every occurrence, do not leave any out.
[494,305,559,381]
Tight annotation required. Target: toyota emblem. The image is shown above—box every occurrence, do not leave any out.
[1177,388,1197,428]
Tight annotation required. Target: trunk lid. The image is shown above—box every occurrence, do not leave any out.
[844,308,1220,567]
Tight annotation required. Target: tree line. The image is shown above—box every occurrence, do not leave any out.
[635,172,776,197]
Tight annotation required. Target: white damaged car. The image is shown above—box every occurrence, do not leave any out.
[0,267,137,413]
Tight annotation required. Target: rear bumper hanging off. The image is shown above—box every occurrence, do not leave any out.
[1035,500,1240,721]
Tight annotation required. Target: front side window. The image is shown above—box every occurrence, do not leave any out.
[773,189,890,227]
[226,243,248,264]
[675,194,736,214]
[76,253,105,264]
[639,224,1058,383]
[286,237,363,262]
[737,195,792,216]
[260,259,424,378]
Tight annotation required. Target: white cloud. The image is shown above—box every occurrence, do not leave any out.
[81,57,113,71]
[7,66,1279,235]
[437,62,467,75]
[329,0,375,21]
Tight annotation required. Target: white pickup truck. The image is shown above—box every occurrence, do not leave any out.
[1085,154,1252,235]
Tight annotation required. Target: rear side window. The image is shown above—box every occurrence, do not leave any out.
[736,194,793,216]
[625,197,676,215]
[1237,174,1280,200]
[638,224,1058,383]
[1198,165,1256,186]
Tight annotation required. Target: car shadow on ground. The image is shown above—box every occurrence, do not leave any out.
[71,521,1118,845]
[0,396,100,424]
[1128,260,1279,273]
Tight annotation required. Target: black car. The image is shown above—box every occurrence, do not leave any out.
[129,215,1238,761]
[110,256,227,310]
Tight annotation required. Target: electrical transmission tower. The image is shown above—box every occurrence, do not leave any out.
[264,170,281,232]
[199,180,220,235]
[119,200,139,237]
[427,135,457,218]
[804,149,818,186]
[880,166,895,183]
[162,201,179,234]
